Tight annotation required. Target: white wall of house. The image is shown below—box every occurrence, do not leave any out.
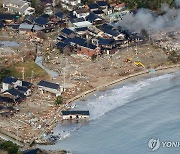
[38,86,62,95]
[24,89,31,96]
[62,114,89,120]
[15,80,22,87]
[2,83,11,92]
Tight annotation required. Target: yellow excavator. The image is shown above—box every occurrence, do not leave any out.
[124,58,145,69]
[134,61,145,69]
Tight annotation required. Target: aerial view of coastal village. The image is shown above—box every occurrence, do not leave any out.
[0,0,180,153]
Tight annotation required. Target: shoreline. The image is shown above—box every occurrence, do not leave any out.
[0,64,180,147]
[65,64,180,105]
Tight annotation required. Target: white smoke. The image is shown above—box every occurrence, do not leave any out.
[117,3,180,33]
[175,0,180,7]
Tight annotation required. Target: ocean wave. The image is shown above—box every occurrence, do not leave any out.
[87,73,175,120]
[50,73,176,141]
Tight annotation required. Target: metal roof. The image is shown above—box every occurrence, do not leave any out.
[2,77,18,84]
[34,17,48,26]
[98,38,115,45]
[56,42,68,48]
[61,28,74,35]
[37,80,60,90]
[5,88,26,99]
[62,110,90,115]
[96,1,108,7]
[88,3,99,9]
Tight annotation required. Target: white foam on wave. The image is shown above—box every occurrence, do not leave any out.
[49,73,175,141]
[87,73,175,120]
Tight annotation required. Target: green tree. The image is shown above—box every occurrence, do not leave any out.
[91,54,97,62]
[0,141,19,154]
[55,96,63,105]
[168,51,180,64]
[0,68,12,81]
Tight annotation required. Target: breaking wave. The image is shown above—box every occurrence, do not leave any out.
[87,73,175,120]
[43,73,176,143]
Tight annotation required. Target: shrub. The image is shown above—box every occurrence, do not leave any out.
[91,54,97,62]
[55,96,63,105]
[0,141,18,154]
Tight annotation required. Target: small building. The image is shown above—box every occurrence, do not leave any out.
[23,15,35,25]
[22,148,43,154]
[73,8,89,18]
[19,23,33,34]
[0,14,18,24]
[15,86,31,96]
[3,88,26,100]
[97,38,117,54]
[61,0,81,11]
[37,80,63,97]
[56,42,72,54]
[86,12,104,25]
[114,3,126,12]
[88,3,99,12]
[2,0,35,16]
[1,77,21,92]
[61,28,75,38]
[92,10,105,17]
[96,1,109,10]
[55,12,66,22]
[61,110,90,120]
[75,27,88,37]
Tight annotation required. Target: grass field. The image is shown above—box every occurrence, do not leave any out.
[9,61,48,80]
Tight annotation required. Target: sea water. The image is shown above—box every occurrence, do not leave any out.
[40,71,180,154]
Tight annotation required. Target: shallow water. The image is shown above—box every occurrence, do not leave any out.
[0,41,19,47]
[35,56,59,78]
[39,71,180,154]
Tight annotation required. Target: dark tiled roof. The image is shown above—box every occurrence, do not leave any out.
[86,12,100,22]
[35,17,48,26]
[102,28,120,37]
[70,17,85,23]
[23,15,35,24]
[62,110,90,115]
[70,36,86,46]
[57,35,66,41]
[22,148,41,154]
[56,42,68,48]
[98,38,115,45]
[93,10,104,15]
[16,86,28,93]
[0,14,18,20]
[88,3,99,9]
[22,81,32,88]
[101,23,114,30]
[5,88,26,99]
[0,96,15,103]
[37,80,60,90]
[41,14,50,19]
[75,27,88,32]
[0,24,4,29]
[64,36,97,50]
[55,12,64,18]
[2,77,17,84]
[61,28,74,36]
[96,1,108,7]
[7,24,20,29]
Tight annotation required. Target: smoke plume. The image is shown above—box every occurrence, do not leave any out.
[117,2,180,33]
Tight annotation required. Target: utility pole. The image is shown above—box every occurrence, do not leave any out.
[63,58,67,90]
[22,67,25,80]
[31,70,34,83]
